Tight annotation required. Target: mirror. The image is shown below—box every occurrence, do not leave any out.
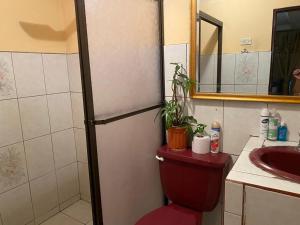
[190,0,300,103]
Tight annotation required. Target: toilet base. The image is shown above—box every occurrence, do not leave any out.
[135,204,202,225]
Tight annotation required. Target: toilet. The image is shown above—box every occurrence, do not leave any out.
[136,146,230,225]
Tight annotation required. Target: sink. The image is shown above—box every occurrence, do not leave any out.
[249,146,300,183]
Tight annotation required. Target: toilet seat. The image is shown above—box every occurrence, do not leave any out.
[135,204,202,225]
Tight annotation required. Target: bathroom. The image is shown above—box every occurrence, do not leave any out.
[0,0,300,225]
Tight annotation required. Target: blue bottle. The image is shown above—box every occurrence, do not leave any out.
[277,121,288,141]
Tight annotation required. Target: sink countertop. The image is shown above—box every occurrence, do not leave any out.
[226,136,300,196]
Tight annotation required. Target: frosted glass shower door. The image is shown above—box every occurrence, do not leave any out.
[83,0,164,225]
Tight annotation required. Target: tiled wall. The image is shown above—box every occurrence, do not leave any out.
[0,52,89,225]
[164,43,300,225]
[198,51,271,94]
[68,53,91,202]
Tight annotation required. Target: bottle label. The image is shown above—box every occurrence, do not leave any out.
[210,130,220,153]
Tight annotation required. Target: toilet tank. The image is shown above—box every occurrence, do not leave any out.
[157,146,231,212]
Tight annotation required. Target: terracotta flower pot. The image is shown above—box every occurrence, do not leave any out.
[167,127,188,151]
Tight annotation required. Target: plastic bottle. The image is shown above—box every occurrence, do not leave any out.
[259,108,269,140]
[268,109,278,141]
[278,121,288,141]
[210,121,221,153]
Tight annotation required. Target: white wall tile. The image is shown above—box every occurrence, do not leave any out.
[12,53,45,97]
[59,195,80,211]
[71,93,85,128]
[188,99,223,129]
[43,54,69,94]
[258,52,271,85]
[30,172,59,221]
[268,103,300,141]
[74,128,88,163]
[221,85,235,93]
[56,163,79,204]
[223,101,266,155]
[78,162,91,202]
[164,44,187,97]
[225,181,243,215]
[0,143,28,193]
[221,54,235,85]
[224,212,242,225]
[200,55,216,84]
[24,135,54,180]
[235,52,258,85]
[0,183,34,225]
[0,99,22,147]
[257,84,269,95]
[19,96,50,140]
[234,85,257,94]
[67,54,82,93]
[52,129,77,169]
[0,52,17,100]
[47,93,73,132]
[198,84,217,93]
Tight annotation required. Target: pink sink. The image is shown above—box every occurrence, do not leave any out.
[249,146,300,183]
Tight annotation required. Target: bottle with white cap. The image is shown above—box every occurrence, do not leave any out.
[210,121,221,153]
[259,108,269,139]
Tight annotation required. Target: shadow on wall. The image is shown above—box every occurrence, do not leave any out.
[19,19,77,41]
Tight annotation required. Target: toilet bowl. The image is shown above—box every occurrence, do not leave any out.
[135,146,230,225]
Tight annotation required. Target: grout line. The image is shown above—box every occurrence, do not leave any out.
[42,54,61,213]
[66,53,83,199]
[0,50,79,55]
[0,127,75,149]
[61,211,85,225]
[0,91,74,103]
[224,210,242,217]
[11,50,36,221]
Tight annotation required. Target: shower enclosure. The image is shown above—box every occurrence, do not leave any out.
[0,1,92,225]
[0,0,165,225]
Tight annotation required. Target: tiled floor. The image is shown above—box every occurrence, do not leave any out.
[41,200,93,225]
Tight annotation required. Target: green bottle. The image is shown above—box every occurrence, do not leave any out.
[268,109,278,141]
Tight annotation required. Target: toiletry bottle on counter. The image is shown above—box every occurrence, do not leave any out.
[268,109,279,141]
[278,121,288,141]
[259,108,269,139]
[210,121,221,153]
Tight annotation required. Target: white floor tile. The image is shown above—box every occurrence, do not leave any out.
[40,213,83,225]
[62,200,92,224]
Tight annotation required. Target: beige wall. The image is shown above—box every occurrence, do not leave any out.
[200,0,300,53]
[164,0,300,53]
[163,0,191,45]
[0,0,78,53]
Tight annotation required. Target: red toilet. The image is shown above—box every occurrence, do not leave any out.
[136,146,230,225]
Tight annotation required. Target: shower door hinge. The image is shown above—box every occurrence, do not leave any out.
[85,119,96,126]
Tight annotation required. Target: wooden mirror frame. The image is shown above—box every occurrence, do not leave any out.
[190,0,300,104]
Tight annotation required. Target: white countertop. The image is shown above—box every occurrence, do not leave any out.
[226,136,300,195]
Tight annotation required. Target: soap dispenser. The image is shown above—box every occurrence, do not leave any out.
[277,121,288,141]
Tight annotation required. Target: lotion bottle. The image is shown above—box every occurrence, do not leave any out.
[259,108,269,140]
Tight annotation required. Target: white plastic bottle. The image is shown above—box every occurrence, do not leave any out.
[259,108,269,139]
[268,109,279,141]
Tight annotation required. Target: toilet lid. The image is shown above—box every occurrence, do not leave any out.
[135,204,202,225]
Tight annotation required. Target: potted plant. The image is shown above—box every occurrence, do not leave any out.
[157,63,205,150]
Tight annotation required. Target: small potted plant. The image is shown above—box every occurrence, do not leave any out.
[192,124,211,154]
[157,63,204,150]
